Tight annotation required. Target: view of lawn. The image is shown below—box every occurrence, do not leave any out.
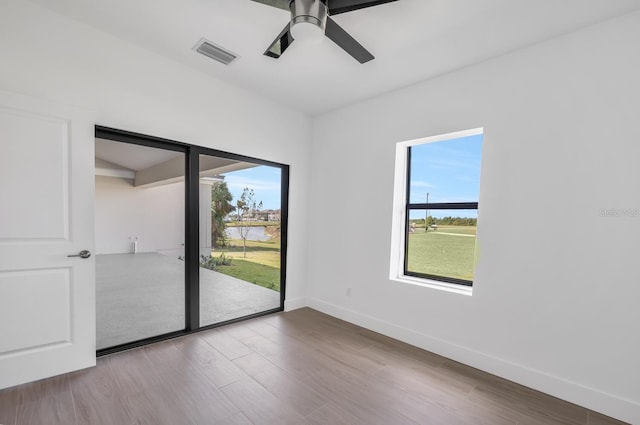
[406,225,477,281]
[208,233,281,291]
[219,259,280,291]
[208,224,476,288]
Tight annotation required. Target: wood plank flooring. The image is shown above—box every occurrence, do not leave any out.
[0,308,629,425]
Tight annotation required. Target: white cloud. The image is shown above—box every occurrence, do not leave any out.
[410,180,434,188]
[224,175,280,192]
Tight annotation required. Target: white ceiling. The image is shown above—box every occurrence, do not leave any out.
[29,0,640,115]
[95,138,182,171]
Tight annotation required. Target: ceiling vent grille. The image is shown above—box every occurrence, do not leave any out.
[193,38,238,65]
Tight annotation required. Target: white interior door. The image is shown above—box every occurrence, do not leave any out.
[0,90,95,389]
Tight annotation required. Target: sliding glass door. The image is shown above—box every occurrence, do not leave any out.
[94,127,288,353]
[197,153,285,326]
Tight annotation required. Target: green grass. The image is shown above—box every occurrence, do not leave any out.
[431,225,476,235]
[216,259,280,291]
[407,226,477,281]
[220,237,281,267]
[206,236,281,291]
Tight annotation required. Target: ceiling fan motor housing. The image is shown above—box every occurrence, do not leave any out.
[290,0,327,32]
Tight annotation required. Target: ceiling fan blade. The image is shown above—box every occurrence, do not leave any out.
[327,0,398,15]
[250,0,291,11]
[264,23,295,59]
[324,17,374,63]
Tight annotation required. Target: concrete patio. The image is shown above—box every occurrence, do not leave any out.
[96,252,280,349]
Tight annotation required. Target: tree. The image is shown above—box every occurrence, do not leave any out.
[235,187,263,258]
[211,181,235,248]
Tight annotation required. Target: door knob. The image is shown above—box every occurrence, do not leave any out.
[68,250,91,259]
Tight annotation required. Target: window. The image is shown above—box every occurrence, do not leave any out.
[390,128,483,292]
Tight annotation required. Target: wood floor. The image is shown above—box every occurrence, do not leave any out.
[0,308,628,425]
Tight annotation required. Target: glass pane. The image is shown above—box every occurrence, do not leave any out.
[95,139,185,349]
[199,156,282,326]
[406,209,478,282]
[408,134,483,204]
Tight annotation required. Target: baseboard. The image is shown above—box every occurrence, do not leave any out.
[307,297,639,424]
[284,297,308,312]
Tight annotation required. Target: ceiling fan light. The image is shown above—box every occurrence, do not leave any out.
[289,0,327,44]
[290,20,324,44]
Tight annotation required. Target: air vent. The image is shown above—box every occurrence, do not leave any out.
[193,38,238,65]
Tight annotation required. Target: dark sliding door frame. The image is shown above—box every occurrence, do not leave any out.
[95,126,289,356]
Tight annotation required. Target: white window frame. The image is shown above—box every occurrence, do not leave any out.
[389,127,483,296]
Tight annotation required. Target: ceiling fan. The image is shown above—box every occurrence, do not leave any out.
[251,0,398,63]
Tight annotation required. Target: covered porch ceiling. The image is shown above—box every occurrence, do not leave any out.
[94,138,257,188]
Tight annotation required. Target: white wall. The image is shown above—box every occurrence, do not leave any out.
[0,0,312,306]
[95,177,212,256]
[4,0,639,421]
[309,10,640,424]
[94,176,185,255]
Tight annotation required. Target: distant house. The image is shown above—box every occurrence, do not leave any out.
[256,209,281,222]
[268,211,281,222]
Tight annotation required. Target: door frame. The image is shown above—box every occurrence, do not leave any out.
[95,126,289,356]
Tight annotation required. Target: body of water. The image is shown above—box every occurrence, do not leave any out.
[225,226,269,241]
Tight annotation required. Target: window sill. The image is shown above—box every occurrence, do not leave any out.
[390,274,473,296]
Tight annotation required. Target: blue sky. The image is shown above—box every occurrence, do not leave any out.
[218,134,482,215]
[222,165,281,210]
[409,134,483,219]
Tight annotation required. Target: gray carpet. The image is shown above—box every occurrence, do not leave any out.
[96,252,280,349]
